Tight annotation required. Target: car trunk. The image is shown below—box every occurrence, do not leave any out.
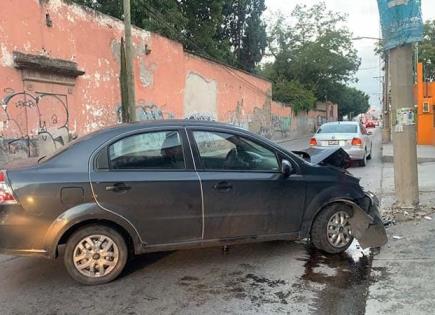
[3,158,40,171]
[314,133,357,149]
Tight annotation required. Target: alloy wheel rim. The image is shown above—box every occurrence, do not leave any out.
[73,234,119,278]
[327,211,352,248]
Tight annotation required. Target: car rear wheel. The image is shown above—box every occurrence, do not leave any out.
[311,204,354,254]
[64,225,128,285]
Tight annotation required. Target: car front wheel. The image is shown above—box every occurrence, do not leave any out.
[64,225,128,285]
[311,204,354,254]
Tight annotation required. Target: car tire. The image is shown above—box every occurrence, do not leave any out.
[359,149,367,166]
[64,224,128,285]
[311,204,354,254]
[367,145,372,160]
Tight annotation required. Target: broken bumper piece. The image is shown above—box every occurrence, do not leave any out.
[348,193,388,249]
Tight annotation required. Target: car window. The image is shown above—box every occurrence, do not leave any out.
[193,131,279,171]
[109,131,185,170]
[317,124,358,134]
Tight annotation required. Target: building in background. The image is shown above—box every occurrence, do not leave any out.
[416,63,435,145]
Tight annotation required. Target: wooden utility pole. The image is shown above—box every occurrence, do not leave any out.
[389,44,419,208]
[123,0,136,122]
[382,54,391,144]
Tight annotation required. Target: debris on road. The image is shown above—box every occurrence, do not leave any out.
[424,216,432,221]
[392,235,403,240]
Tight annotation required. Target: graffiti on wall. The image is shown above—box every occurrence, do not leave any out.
[117,101,175,122]
[226,99,249,129]
[225,98,293,139]
[272,114,291,138]
[0,89,73,164]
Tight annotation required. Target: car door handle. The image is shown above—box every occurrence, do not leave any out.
[213,181,233,192]
[105,183,131,192]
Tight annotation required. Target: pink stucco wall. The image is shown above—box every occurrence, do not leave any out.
[0,0,337,163]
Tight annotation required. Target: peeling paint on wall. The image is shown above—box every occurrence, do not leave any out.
[111,37,152,64]
[184,72,217,120]
[0,44,13,67]
[139,61,154,87]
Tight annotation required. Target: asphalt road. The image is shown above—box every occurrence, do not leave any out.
[0,129,384,315]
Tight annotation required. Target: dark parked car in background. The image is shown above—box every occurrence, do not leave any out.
[0,121,387,285]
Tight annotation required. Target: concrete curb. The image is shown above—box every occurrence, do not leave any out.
[381,155,435,163]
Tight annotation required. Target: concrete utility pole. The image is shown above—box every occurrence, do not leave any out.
[382,54,391,144]
[389,44,419,208]
[123,0,136,122]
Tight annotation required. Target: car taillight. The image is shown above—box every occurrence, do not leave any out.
[309,138,318,146]
[351,137,363,147]
[0,170,17,205]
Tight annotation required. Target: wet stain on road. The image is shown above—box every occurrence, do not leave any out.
[298,242,376,315]
[177,263,305,310]
[172,242,389,313]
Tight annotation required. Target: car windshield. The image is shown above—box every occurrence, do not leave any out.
[317,124,358,134]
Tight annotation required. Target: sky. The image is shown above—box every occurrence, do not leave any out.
[264,0,435,110]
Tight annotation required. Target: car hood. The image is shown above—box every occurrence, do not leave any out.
[292,147,351,169]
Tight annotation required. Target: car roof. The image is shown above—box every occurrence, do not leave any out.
[93,119,245,134]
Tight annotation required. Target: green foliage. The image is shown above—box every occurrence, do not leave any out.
[262,2,362,113]
[221,0,267,72]
[71,0,267,72]
[272,79,317,113]
[328,84,370,118]
[419,20,435,81]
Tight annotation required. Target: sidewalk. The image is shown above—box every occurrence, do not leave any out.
[380,142,435,212]
[382,143,435,163]
[365,215,435,314]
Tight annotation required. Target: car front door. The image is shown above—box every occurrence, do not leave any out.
[188,128,306,240]
[89,128,202,245]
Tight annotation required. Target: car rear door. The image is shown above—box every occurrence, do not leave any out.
[187,128,306,240]
[89,127,203,245]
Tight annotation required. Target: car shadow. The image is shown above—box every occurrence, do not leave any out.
[121,251,174,277]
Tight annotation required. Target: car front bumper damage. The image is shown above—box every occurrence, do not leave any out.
[346,192,388,249]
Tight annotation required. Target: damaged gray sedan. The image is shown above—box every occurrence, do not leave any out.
[0,120,387,285]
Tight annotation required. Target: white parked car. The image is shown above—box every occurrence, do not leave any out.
[309,121,373,166]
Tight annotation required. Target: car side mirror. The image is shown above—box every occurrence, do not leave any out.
[281,160,293,177]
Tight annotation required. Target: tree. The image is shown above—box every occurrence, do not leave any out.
[262,2,362,113]
[179,0,227,60]
[329,85,370,119]
[71,0,267,72]
[221,0,267,72]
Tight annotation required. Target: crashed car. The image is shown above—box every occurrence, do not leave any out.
[0,120,387,285]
